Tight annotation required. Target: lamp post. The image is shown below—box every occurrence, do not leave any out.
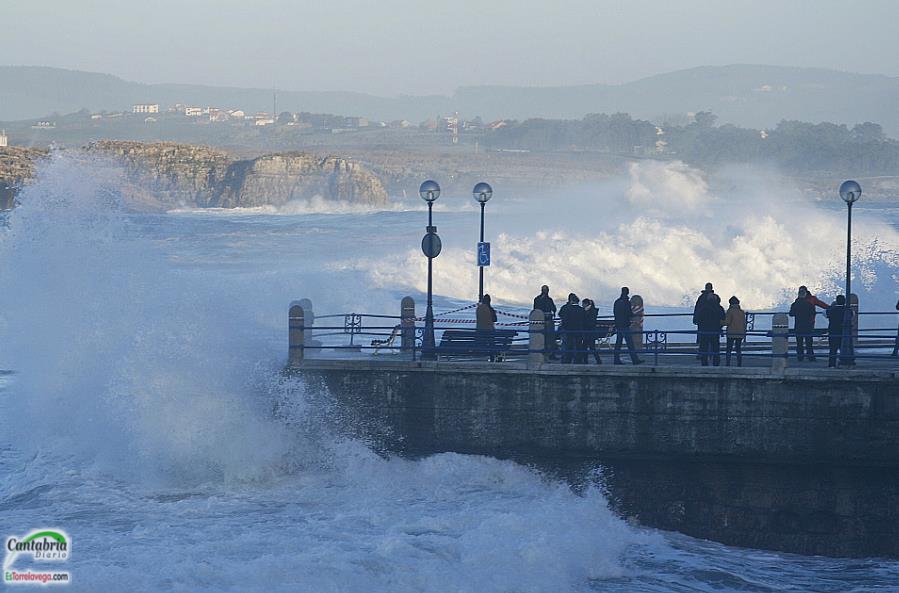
[419,180,441,360]
[839,179,861,366]
[473,182,493,301]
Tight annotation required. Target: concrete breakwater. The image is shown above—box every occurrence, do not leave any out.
[290,358,899,558]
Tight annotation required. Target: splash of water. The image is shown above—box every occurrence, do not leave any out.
[0,152,651,593]
[364,161,899,310]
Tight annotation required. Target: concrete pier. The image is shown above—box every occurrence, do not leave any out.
[289,358,899,558]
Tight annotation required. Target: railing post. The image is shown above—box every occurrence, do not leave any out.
[528,309,545,369]
[288,301,305,366]
[771,312,788,374]
[401,296,416,354]
[653,330,659,366]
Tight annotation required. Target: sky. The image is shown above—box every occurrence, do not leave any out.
[1,0,897,96]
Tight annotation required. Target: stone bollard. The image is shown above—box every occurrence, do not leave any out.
[771,312,788,373]
[528,309,546,369]
[289,301,306,366]
[401,296,416,353]
[298,298,315,329]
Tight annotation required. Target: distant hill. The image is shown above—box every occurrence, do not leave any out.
[3,64,899,135]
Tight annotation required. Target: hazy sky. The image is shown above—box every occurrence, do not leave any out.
[2,0,897,95]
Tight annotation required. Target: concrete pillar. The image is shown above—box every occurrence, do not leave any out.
[528,309,545,369]
[771,312,788,373]
[401,296,416,352]
[289,301,306,366]
[298,298,315,328]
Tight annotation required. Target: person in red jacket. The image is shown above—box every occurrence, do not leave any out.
[799,285,829,321]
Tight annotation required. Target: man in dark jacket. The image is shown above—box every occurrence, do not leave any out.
[558,293,586,364]
[692,282,715,325]
[789,287,817,361]
[613,287,642,365]
[692,282,714,356]
[534,285,558,358]
[696,294,726,366]
[826,295,846,368]
[582,298,602,364]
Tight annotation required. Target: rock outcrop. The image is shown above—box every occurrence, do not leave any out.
[86,141,389,210]
[0,147,48,209]
[0,141,389,211]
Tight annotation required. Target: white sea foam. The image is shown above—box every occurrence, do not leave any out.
[0,153,652,592]
[363,161,899,310]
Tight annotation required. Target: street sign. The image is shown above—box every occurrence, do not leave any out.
[477,242,490,267]
[422,232,442,258]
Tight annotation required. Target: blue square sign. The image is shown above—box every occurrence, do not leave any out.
[477,242,490,267]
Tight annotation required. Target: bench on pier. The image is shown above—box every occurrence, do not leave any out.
[593,321,617,350]
[437,329,519,359]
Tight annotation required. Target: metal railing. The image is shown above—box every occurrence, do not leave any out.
[289,302,899,369]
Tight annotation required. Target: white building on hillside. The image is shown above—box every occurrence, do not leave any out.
[132,104,159,114]
[0,130,7,147]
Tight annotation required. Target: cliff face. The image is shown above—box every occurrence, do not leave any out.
[85,141,389,210]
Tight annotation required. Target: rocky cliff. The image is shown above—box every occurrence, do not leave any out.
[86,141,389,210]
[0,147,48,209]
[0,141,388,211]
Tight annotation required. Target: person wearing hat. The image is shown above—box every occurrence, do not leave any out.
[558,293,586,364]
[724,296,747,367]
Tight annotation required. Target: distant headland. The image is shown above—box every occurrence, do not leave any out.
[0,140,388,211]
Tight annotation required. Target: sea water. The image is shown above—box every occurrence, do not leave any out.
[0,154,897,592]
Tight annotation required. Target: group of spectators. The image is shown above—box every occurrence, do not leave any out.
[474,282,894,368]
[691,283,748,366]
[532,285,646,365]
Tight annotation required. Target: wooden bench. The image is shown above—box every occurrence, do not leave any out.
[437,329,518,359]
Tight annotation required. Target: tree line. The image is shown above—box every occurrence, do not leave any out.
[483,112,899,175]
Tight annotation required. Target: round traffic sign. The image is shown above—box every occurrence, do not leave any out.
[421,232,442,258]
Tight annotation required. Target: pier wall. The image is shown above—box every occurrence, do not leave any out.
[292,359,899,558]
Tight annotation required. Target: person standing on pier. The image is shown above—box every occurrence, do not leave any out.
[826,295,846,368]
[613,287,643,365]
[696,294,726,366]
[692,282,715,355]
[789,287,817,361]
[724,296,746,367]
[534,285,558,359]
[558,293,586,364]
[630,294,645,352]
[476,294,498,362]
[582,298,603,364]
